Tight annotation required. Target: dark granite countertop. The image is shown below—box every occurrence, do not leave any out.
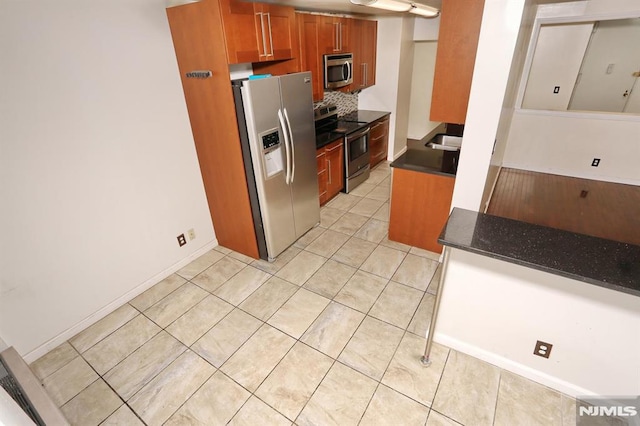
[340,110,390,123]
[438,208,640,297]
[391,147,459,177]
[316,131,344,150]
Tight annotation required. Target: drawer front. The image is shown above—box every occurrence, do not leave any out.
[325,139,343,153]
[316,150,326,172]
[369,117,389,140]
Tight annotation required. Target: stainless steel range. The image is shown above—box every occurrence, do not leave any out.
[314,105,370,193]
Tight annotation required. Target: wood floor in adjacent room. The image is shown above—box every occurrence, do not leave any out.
[487,168,640,246]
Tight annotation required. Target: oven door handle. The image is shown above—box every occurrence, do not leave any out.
[283,108,295,183]
[347,127,370,141]
[277,109,291,185]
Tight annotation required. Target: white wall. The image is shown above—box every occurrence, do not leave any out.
[504,112,640,184]
[359,16,416,159]
[436,249,640,397]
[413,15,440,41]
[521,23,593,110]
[503,0,640,185]
[480,1,538,211]
[407,42,441,140]
[394,18,417,156]
[0,0,215,360]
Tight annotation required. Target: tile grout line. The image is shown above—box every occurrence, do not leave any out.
[428,348,460,424]
[39,164,454,424]
[491,371,503,426]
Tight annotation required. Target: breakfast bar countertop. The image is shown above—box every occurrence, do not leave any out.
[438,208,640,297]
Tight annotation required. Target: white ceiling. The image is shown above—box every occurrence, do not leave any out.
[253,0,442,16]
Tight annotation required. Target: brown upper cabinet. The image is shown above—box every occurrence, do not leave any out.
[298,13,377,101]
[352,19,377,90]
[320,15,351,54]
[430,0,485,124]
[166,0,261,258]
[218,0,298,64]
[297,13,324,102]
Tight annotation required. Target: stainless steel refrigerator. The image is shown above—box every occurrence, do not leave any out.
[232,72,320,261]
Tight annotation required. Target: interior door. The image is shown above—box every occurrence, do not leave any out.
[242,77,296,259]
[569,19,640,112]
[278,72,320,237]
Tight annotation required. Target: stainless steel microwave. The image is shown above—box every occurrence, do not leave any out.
[324,53,353,89]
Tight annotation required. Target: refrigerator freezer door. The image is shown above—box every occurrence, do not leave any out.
[242,77,296,259]
[279,72,320,237]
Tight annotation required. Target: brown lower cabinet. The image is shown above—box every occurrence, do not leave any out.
[369,115,389,168]
[388,167,455,254]
[317,139,344,205]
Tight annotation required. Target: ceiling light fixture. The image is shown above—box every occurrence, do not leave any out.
[409,3,440,18]
[349,0,412,13]
[350,0,440,18]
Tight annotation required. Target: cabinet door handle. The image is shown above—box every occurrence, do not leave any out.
[257,12,267,57]
[328,159,331,184]
[266,12,274,57]
[365,63,368,86]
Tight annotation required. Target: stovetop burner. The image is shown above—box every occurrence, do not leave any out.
[314,105,369,148]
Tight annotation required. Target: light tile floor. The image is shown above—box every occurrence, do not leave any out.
[31,162,578,425]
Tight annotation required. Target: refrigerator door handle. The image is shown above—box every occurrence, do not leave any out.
[283,108,295,183]
[277,108,291,184]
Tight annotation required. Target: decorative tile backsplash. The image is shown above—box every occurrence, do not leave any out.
[314,91,358,116]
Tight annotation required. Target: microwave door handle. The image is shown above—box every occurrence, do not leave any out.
[284,108,295,183]
[345,61,352,83]
[277,109,291,184]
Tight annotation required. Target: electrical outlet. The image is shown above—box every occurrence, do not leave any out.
[534,340,553,358]
[188,228,196,241]
[177,234,187,247]
[591,158,600,167]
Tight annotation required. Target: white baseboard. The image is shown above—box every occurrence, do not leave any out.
[483,165,502,213]
[23,239,218,363]
[433,332,596,398]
